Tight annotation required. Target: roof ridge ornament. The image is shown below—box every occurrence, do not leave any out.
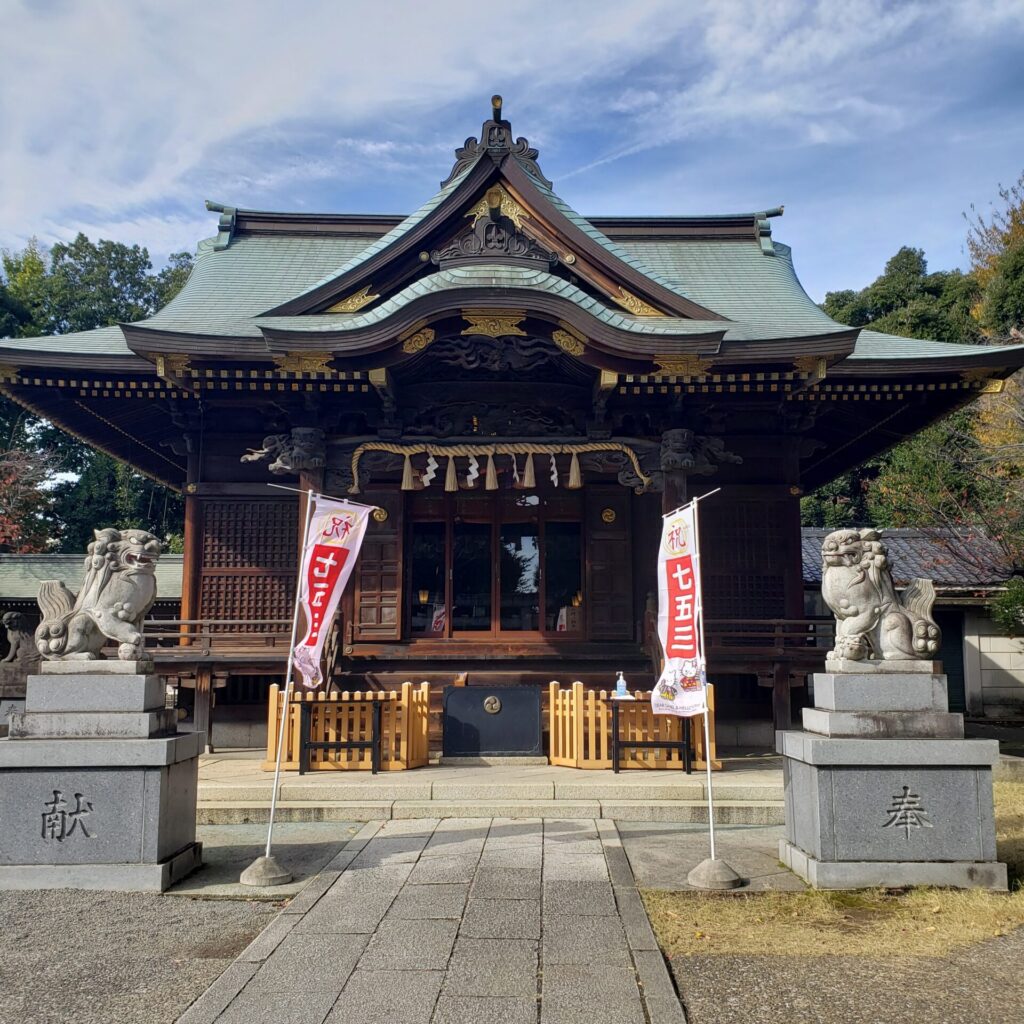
[441,95,553,190]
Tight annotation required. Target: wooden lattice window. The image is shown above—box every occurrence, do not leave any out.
[198,499,297,627]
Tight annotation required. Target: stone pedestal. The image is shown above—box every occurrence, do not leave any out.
[0,662,203,892]
[777,662,1006,890]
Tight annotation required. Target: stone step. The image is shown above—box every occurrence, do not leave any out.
[198,780,784,803]
[195,797,785,825]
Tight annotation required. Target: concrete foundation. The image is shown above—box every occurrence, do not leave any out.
[0,662,202,892]
[778,665,1007,890]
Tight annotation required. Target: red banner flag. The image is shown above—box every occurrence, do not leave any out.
[291,497,374,689]
[653,502,708,717]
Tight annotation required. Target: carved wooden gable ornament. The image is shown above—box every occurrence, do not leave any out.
[263,96,724,330]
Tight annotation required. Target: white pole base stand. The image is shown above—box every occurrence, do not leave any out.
[240,854,292,887]
[687,857,742,890]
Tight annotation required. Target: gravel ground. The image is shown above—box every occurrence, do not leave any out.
[671,925,1024,1024]
[0,890,279,1024]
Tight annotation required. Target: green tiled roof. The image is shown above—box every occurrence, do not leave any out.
[531,179,726,312]
[4,192,1023,366]
[0,324,133,356]
[848,329,1024,360]
[145,234,376,338]
[278,167,475,307]
[0,554,183,601]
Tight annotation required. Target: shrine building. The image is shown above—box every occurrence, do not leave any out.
[4,98,1023,751]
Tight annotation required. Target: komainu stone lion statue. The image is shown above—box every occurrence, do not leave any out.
[2,611,37,666]
[35,528,163,661]
[821,528,941,662]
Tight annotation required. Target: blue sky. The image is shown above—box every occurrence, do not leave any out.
[3,0,1024,302]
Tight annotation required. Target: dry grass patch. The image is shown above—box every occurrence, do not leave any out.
[995,780,1024,881]
[643,780,1024,959]
[642,886,1024,958]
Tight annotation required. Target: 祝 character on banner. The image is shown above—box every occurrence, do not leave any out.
[292,499,374,688]
[652,505,708,718]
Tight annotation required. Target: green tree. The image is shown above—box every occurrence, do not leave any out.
[0,235,193,550]
[805,246,983,531]
[822,247,982,344]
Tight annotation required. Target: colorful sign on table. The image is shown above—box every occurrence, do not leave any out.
[291,496,374,689]
[652,502,708,717]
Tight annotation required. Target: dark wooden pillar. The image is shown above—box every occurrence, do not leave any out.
[180,491,202,644]
[662,470,687,516]
[194,665,213,754]
[296,467,325,549]
[772,660,791,731]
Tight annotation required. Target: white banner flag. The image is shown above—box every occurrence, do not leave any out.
[291,497,374,689]
[652,502,708,718]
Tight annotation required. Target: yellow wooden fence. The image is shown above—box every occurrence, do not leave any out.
[548,681,719,769]
[262,682,431,771]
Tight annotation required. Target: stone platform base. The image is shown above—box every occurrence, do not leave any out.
[0,841,203,892]
[438,755,550,767]
[781,840,1007,890]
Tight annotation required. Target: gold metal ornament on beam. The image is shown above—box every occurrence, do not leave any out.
[325,284,379,313]
[466,185,530,231]
[792,355,827,380]
[273,351,335,375]
[0,363,20,384]
[653,354,712,378]
[552,329,585,356]
[400,327,436,354]
[461,309,527,338]
[614,287,664,317]
[154,354,192,380]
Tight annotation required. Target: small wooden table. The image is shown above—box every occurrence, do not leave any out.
[297,699,386,774]
[609,698,692,774]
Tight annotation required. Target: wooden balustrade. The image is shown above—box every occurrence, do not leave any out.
[144,619,293,658]
[548,681,718,770]
[262,682,430,771]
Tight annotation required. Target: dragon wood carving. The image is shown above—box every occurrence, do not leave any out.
[241,427,326,474]
[821,529,941,662]
[35,529,163,661]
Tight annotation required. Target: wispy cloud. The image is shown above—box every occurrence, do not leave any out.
[2,0,1024,301]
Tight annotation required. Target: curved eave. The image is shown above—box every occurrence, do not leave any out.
[119,324,273,359]
[0,342,155,374]
[0,381,183,490]
[831,347,1024,379]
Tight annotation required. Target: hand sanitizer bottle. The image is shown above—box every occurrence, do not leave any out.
[616,671,628,698]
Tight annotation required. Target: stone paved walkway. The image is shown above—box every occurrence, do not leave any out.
[176,818,684,1024]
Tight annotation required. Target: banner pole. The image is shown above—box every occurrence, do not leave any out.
[690,496,716,861]
[685,490,740,889]
[241,487,316,886]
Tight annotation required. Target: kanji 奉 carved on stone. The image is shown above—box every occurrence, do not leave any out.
[34,528,162,661]
[821,528,941,661]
